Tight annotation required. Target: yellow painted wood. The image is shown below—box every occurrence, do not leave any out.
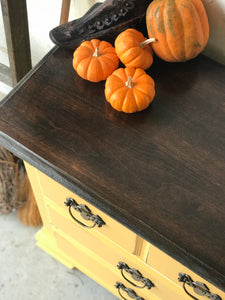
[147,245,225,300]
[35,228,75,269]
[48,204,188,300]
[25,162,223,300]
[55,230,188,300]
[133,236,151,261]
[46,202,148,267]
[45,194,150,261]
[37,168,138,253]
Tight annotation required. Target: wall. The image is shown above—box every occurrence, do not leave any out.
[202,0,225,64]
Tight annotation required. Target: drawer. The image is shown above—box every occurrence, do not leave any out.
[147,245,224,300]
[55,231,161,300]
[50,206,188,300]
[37,169,139,253]
[55,231,187,300]
[47,203,149,267]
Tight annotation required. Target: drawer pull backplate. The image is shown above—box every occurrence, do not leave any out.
[64,197,105,228]
[178,273,222,300]
[115,282,145,300]
[117,262,154,290]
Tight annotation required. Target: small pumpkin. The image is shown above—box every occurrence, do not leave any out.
[115,28,156,70]
[146,0,209,62]
[105,67,155,113]
[73,39,119,82]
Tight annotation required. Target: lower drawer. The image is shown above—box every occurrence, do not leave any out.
[147,245,224,300]
[55,231,161,300]
[53,220,188,300]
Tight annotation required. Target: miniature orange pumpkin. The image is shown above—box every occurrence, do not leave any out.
[115,28,155,70]
[146,0,209,62]
[73,39,119,82]
[105,67,155,113]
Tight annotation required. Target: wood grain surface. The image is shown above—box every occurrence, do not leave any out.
[0,47,224,290]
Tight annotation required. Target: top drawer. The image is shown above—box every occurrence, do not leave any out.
[37,169,142,254]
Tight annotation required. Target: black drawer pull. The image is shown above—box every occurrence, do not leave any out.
[178,273,222,300]
[117,262,154,290]
[115,282,145,300]
[64,197,105,228]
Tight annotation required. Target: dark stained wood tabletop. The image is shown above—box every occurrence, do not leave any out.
[0,46,225,291]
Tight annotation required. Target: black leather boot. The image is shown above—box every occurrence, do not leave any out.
[49,0,151,49]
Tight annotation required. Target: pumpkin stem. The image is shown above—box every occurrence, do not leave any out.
[125,76,134,89]
[140,38,156,48]
[93,47,100,57]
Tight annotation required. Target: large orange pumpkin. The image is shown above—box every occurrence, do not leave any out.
[115,28,155,70]
[105,67,155,113]
[73,39,119,82]
[146,0,209,62]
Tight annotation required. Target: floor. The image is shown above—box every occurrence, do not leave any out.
[0,210,118,300]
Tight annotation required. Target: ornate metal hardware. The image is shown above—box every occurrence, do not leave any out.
[117,262,154,290]
[64,197,105,229]
[178,273,222,300]
[115,282,145,300]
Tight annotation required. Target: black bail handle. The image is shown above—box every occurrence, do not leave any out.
[117,262,154,290]
[64,197,105,229]
[115,282,145,300]
[178,273,222,300]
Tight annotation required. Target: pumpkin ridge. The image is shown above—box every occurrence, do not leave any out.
[122,89,138,113]
[134,84,154,98]
[110,86,127,100]
[124,67,136,80]
[106,74,126,94]
[102,53,119,65]
[98,56,116,79]
[76,57,92,80]
[199,0,209,43]
[73,48,91,68]
[164,0,178,61]
[143,50,153,69]
[121,47,143,66]
[178,0,204,60]
[133,88,152,111]
[90,39,101,50]
[103,48,118,55]
[105,75,124,100]
[190,0,208,48]
[98,56,109,79]
[100,42,116,53]
[132,89,142,111]
[174,0,186,60]
[82,45,95,53]
[133,72,154,84]
[81,42,95,52]
[87,58,103,82]
[113,68,128,83]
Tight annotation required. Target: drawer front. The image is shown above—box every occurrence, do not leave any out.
[50,205,188,300]
[37,169,137,253]
[147,245,224,300]
[47,203,150,267]
[55,231,187,300]
[55,231,161,300]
